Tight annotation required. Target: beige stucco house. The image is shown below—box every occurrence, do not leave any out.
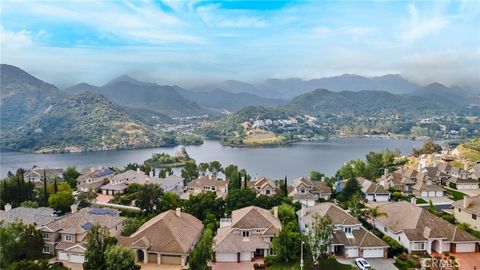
[453,196,480,230]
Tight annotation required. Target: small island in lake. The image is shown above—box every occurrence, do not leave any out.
[143,147,194,168]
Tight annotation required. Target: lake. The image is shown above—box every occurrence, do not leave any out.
[0,138,424,179]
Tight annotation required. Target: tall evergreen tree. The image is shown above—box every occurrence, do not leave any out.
[284,175,288,195]
[53,177,58,194]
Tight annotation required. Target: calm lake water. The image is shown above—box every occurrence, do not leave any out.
[0,138,423,179]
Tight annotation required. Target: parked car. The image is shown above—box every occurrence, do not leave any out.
[355,258,371,270]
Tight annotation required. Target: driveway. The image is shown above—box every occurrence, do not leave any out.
[140,263,182,270]
[436,252,480,270]
[211,262,254,270]
[337,258,398,270]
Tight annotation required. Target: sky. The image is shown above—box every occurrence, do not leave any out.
[1,0,479,89]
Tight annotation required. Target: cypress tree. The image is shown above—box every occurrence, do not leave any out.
[3,180,8,204]
[54,177,58,194]
[284,175,288,195]
[43,170,48,206]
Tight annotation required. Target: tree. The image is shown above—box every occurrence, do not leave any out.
[135,184,162,215]
[198,162,210,176]
[0,221,44,268]
[20,201,39,208]
[157,167,173,178]
[48,191,74,214]
[309,171,325,181]
[365,206,388,229]
[104,245,139,270]
[225,188,256,214]
[6,260,70,270]
[83,225,117,270]
[208,161,223,178]
[53,177,58,194]
[337,177,362,202]
[157,192,182,213]
[347,192,363,218]
[63,166,80,189]
[43,170,48,206]
[189,228,214,270]
[122,217,146,237]
[272,221,301,263]
[184,192,225,221]
[181,162,199,183]
[277,203,296,225]
[305,214,333,265]
[412,139,442,157]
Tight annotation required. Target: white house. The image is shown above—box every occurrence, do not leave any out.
[298,203,388,259]
[372,201,480,254]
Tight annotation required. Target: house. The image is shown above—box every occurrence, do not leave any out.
[248,177,278,197]
[357,177,390,202]
[0,203,56,227]
[379,168,415,192]
[453,196,480,230]
[24,166,64,184]
[151,175,184,195]
[77,167,115,192]
[288,177,332,206]
[297,203,388,259]
[446,176,479,190]
[410,175,444,198]
[182,176,228,199]
[41,206,123,263]
[372,201,480,254]
[471,164,480,180]
[100,169,153,195]
[118,208,203,267]
[214,206,281,262]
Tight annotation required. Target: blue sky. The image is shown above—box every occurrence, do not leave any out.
[1,0,479,88]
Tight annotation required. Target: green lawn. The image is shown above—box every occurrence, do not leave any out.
[444,188,466,201]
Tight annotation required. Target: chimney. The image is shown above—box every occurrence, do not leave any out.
[384,168,388,179]
[208,174,212,180]
[241,176,245,189]
[410,197,417,205]
[463,196,473,209]
[321,176,325,182]
[90,167,95,173]
[4,203,12,211]
[71,204,78,213]
[273,206,278,219]
[464,163,468,171]
[300,204,305,218]
[175,207,181,218]
[149,170,154,178]
[136,167,141,173]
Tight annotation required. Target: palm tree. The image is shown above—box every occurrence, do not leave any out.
[366,206,388,229]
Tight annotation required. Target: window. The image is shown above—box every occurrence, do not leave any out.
[384,227,387,232]
[344,227,352,234]
[43,232,50,239]
[256,229,263,233]
[266,189,271,195]
[65,234,72,241]
[42,245,50,253]
[459,208,461,212]
[210,186,216,191]
[242,230,250,238]
[473,214,477,220]
[412,242,425,250]
[300,189,305,194]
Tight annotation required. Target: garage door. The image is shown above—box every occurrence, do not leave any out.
[376,195,389,202]
[362,248,384,258]
[240,252,251,261]
[456,243,476,253]
[216,252,236,262]
[346,248,358,258]
[162,255,182,265]
[58,252,68,261]
[428,191,436,197]
[366,195,374,202]
[148,253,157,263]
[69,254,85,263]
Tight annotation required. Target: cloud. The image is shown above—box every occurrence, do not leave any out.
[399,4,449,45]
[0,26,34,50]
[196,4,267,28]
[343,26,376,40]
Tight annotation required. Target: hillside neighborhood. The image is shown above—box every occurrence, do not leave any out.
[1,140,480,270]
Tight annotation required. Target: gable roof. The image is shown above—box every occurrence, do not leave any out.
[231,206,281,229]
[118,210,203,254]
[186,176,227,188]
[358,178,389,194]
[42,207,123,234]
[0,207,56,227]
[453,196,480,215]
[298,202,359,226]
[375,201,479,242]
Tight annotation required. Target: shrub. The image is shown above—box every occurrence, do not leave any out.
[253,263,265,269]
[449,182,457,190]
[264,256,275,266]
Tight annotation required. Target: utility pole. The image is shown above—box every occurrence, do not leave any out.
[300,241,304,270]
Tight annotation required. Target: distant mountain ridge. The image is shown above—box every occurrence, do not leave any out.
[0,64,178,152]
